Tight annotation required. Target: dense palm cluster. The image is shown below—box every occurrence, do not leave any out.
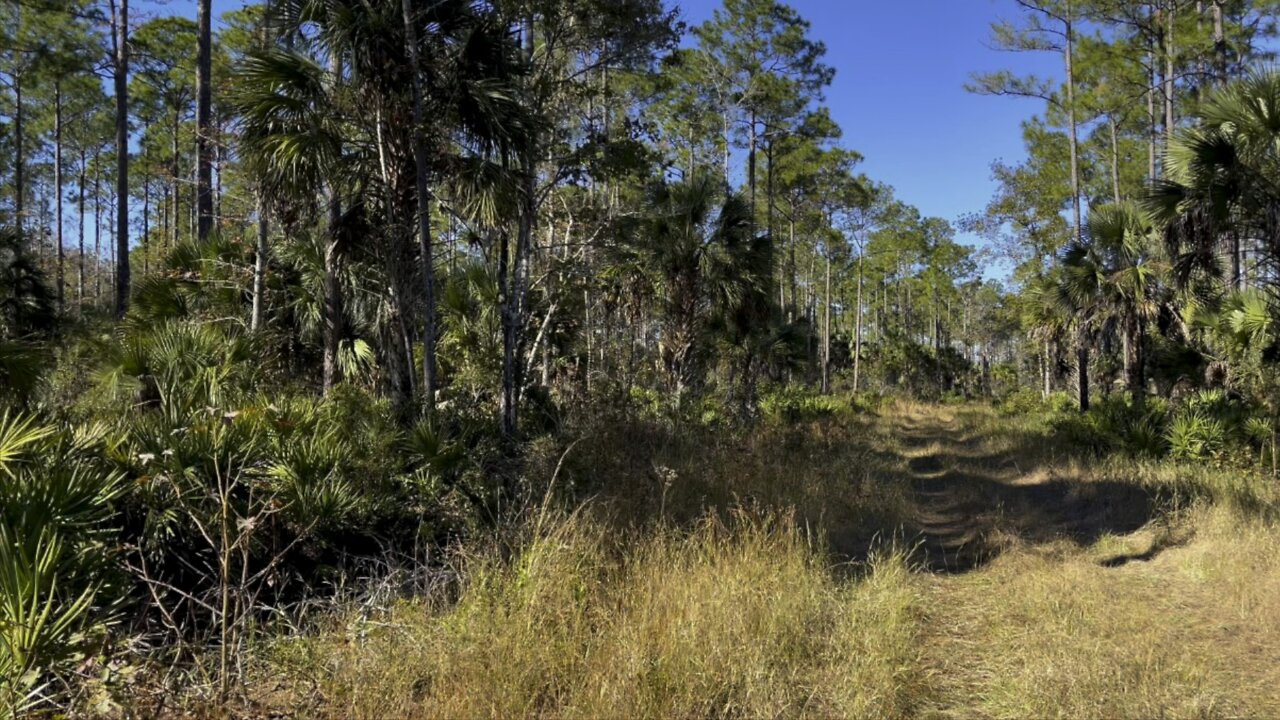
[3,0,1280,714]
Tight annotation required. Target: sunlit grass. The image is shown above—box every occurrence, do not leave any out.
[238,401,1280,718]
[261,511,924,719]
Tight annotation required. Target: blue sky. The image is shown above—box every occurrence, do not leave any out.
[676,0,1062,263]
[194,0,1060,270]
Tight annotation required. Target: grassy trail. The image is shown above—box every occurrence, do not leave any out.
[247,404,1280,719]
[889,405,1280,718]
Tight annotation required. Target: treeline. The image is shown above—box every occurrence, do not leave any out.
[0,0,1012,712]
[971,0,1280,465]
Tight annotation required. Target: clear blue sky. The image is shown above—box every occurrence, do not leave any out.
[677,0,1062,264]
[196,0,1059,270]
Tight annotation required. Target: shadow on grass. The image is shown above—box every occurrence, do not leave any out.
[887,413,1163,574]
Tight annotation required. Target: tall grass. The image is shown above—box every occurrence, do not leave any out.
[142,400,1280,717]
[260,510,924,719]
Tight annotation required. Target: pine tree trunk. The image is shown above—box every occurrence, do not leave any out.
[822,250,831,394]
[251,192,268,333]
[1077,328,1090,413]
[77,153,86,306]
[13,72,23,246]
[1109,115,1122,203]
[322,51,344,395]
[1164,1,1176,144]
[142,167,149,275]
[55,79,64,313]
[196,0,214,244]
[172,111,181,249]
[1212,0,1226,82]
[748,109,757,229]
[1064,4,1082,245]
[501,15,538,438]
[93,157,101,301]
[853,252,864,393]
[788,217,797,321]
[1148,4,1159,180]
[402,0,438,414]
[1043,339,1052,399]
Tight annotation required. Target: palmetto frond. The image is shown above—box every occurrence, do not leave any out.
[233,48,345,211]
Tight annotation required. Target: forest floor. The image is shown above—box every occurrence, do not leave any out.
[235,403,1280,719]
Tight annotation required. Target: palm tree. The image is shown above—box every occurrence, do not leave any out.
[233,47,346,393]
[1147,70,1280,290]
[1062,203,1166,401]
[234,0,527,416]
[1019,272,1069,400]
[617,174,761,406]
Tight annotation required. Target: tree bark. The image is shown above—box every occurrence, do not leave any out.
[196,0,214,244]
[1148,19,1159,180]
[114,0,130,319]
[1064,2,1083,245]
[501,15,538,438]
[853,252,864,393]
[13,71,24,247]
[1109,115,1122,204]
[1076,327,1090,412]
[251,192,268,333]
[401,0,438,414]
[322,51,344,394]
[172,110,181,249]
[1164,1,1176,145]
[93,155,101,301]
[821,249,831,394]
[78,152,86,306]
[1212,0,1226,83]
[1043,339,1052,399]
[55,79,64,313]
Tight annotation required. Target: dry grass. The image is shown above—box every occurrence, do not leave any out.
[257,511,924,719]
[232,402,1280,719]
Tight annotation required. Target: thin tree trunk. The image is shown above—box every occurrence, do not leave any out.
[1212,0,1226,82]
[1077,327,1090,412]
[251,192,268,333]
[1148,5,1159,181]
[78,152,86,306]
[55,80,64,313]
[1164,1,1176,144]
[196,0,214,244]
[93,155,101,301]
[821,250,831,394]
[788,217,797,321]
[1110,115,1122,203]
[142,169,149,275]
[853,252,864,393]
[1043,339,1052,399]
[748,110,757,229]
[13,72,23,246]
[501,15,538,438]
[1065,3,1083,245]
[1231,230,1242,289]
[322,51,344,394]
[172,110,181,249]
[401,0,438,414]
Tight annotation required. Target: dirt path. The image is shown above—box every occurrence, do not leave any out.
[889,405,1280,718]
[891,406,1153,572]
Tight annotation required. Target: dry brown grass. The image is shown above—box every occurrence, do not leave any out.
[257,511,924,719]
[234,402,1280,719]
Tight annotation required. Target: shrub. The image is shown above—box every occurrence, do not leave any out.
[0,414,125,715]
[1167,411,1228,461]
[760,385,846,424]
[997,388,1044,416]
[1052,395,1170,457]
